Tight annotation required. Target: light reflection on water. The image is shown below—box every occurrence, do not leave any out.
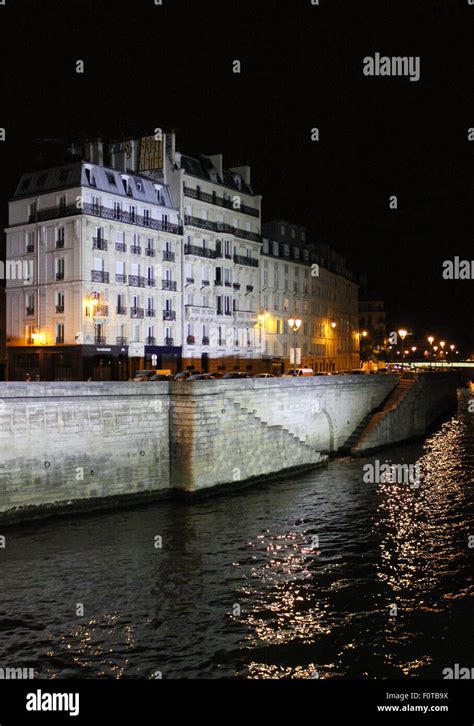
[0,392,472,679]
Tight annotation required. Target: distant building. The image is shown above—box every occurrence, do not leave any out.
[359,280,387,338]
[261,221,360,373]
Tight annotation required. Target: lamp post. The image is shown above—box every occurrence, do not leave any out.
[428,337,434,369]
[398,329,408,370]
[440,341,446,370]
[288,318,302,375]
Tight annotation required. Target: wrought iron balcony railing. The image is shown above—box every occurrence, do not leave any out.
[91,270,109,283]
[129,275,146,288]
[162,280,177,292]
[130,307,144,319]
[163,310,176,321]
[24,203,183,236]
[92,237,108,251]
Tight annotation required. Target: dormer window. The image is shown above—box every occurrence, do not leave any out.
[84,166,96,188]
[121,175,131,195]
[136,180,143,192]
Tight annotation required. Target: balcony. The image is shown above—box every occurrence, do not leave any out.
[26,337,34,346]
[116,306,127,315]
[183,185,260,218]
[23,202,184,236]
[234,254,258,268]
[163,250,176,262]
[185,215,261,243]
[131,245,141,255]
[146,337,156,346]
[224,311,232,316]
[56,337,65,345]
[145,248,155,257]
[116,337,128,346]
[246,285,254,292]
[162,280,177,292]
[129,275,146,288]
[116,274,127,284]
[163,310,176,322]
[115,242,127,253]
[224,281,232,288]
[26,307,35,316]
[94,305,109,317]
[26,244,35,254]
[146,278,156,288]
[92,237,108,251]
[146,309,156,318]
[233,282,241,290]
[91,270,109,283]
[202,336,210,346]
[56,272,65,281]
[187,336,196,345]
[201,280,210,287]
[130,307,144,319]
[214,280,223,287]
[184,244,215,260]
[55,305,64,314]
[186,278,195,284]
[55,239,65,249]
[94,336,107,345]
[165,337,174,347]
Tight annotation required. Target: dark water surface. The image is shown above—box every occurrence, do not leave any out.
[1,391,472,679]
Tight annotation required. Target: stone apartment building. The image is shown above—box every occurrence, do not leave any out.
[261,221,360,373]
[5,159,183,380]
[4,133,360,380]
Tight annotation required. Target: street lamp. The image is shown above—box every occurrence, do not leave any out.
[398,329,408,370]
[288,318,302,376]
[440,341,446,370]
[427,336,435,369]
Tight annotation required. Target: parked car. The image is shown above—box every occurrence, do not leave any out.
[148,374,173,382]
[223,372,252,379]
[174,371,198,382]
[187,373,218,381]
[210,371,224,379]
[283,368,315,377]
[132,370,155,382]
[254,373,276,378]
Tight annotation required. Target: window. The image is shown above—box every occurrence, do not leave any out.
[55,258,65,281]
[56,227,65,248]
[26,294,34,316]
[143,209,150,226]
[281,225,286,236]
[26,231,35,253]
[56,292,64,314]
[291,228,295,239]
[129,205,136,223]
[114,202,122,220]
[56,323,65,345]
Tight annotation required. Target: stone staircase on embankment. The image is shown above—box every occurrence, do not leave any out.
[341,378,416,455]
[230,400,325,473]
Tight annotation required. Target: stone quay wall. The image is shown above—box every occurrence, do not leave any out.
[0,373,458,521]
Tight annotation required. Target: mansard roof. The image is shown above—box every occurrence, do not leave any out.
[12,162,177,209]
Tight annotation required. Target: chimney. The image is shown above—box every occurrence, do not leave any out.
[85,140,104,166]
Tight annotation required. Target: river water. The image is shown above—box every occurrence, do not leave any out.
[1,391,472,679]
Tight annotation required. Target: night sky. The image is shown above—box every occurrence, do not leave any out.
[2,0,473,350]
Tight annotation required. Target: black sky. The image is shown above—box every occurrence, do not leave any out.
[1,0,473,350]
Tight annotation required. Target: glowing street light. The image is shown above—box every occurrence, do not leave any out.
[398,329,408,370]
[288,318,302,376]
